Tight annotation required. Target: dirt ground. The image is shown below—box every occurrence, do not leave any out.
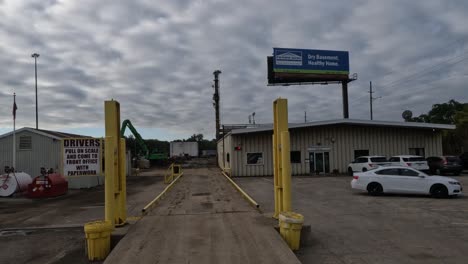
[0,171,167,264]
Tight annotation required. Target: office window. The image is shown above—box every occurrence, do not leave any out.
[19,136,32,150]
[409,148,425,157]
[246,152,263,165]
[354,149,369,159]
[290,151,301,163]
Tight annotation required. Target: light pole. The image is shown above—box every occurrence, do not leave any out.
[32,53,40,129]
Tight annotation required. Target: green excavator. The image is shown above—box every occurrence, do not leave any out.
[120,119,168,165]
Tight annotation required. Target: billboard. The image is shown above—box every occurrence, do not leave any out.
[269,48,349,84]
[62,138,102,177]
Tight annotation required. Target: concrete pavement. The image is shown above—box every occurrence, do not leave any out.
[105,168,301,264]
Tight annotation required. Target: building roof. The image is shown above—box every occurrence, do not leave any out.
[0,127,92,140]
[230,119,456,135]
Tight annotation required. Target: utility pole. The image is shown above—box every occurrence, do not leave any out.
[32,53,40,129]
[304,111,307,123]
[369,81,381,120]
[213,70,221,140]
[369,81,373,120]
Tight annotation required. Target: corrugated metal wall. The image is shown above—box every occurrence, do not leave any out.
[0,130,61,177]
[231,132,273,177]
[225,125,444,176]
[217,134,232,171]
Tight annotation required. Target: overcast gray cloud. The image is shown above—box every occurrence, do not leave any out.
[1,0,467,139]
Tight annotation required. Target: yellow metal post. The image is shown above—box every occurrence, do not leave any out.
[116,138,127,225]
[104,136,115,227]
[273,98,289,218]
[104,100,126,227]
[273,98,304,250]
[281,131,291,212]
[272,133,279,218]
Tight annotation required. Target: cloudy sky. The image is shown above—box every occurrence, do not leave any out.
[0,0,467,140]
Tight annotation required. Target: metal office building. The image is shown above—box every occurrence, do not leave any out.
[0,127,103,188]
[217,119,455,176]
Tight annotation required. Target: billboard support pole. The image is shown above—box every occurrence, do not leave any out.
[342,81,349,119]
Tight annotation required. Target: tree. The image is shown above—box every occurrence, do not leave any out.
[406,100,468,154]
[454,104,468,152]
[408,100,464,124]
[187,133,204,142]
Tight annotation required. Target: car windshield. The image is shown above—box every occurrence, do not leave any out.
[446,157,460,163]
[403,157,425,161]
[370,157,387,162]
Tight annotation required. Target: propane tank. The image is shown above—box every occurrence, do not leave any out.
[0,167,32,197]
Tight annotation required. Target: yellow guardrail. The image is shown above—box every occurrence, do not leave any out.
[142,163,184,214]
[221,171,260,209]
[222,167,231,177]
[164,163,182,184]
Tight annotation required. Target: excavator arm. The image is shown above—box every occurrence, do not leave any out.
[120,119,149,157]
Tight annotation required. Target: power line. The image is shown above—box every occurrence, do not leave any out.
[378,52,468,90]
[376,36,468,85]
[382,73,468,101]
[350,53,468,105]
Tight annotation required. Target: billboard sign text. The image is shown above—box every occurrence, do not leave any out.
[273,48,349,75]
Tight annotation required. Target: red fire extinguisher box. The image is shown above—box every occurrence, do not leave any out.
[28,173,68,198]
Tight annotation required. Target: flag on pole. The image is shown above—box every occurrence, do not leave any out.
[12,94,17,120]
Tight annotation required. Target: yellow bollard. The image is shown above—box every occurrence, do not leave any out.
[84,220,113,261]
[273,98,289,218]
[279,212,304,250]
[280,131,291,212]
[116,138,127,225]
[104,100,127,227]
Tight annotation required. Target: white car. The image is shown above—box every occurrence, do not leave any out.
[347,156,391,175]
[350,166,462,198]
[389,155,429,171]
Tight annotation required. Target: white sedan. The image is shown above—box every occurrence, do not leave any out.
[351,166,462,198]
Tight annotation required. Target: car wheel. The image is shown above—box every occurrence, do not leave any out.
[367,182,383,196]
[362,168,368,172]
[430,184,448,198]
[348,167,353,176]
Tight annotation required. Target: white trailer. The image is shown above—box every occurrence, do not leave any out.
[170,141,199,157]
